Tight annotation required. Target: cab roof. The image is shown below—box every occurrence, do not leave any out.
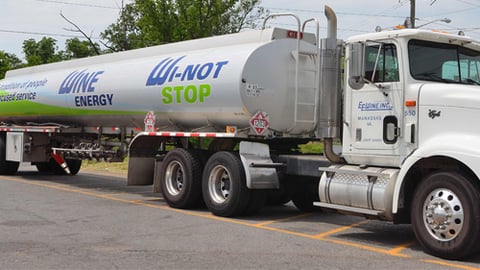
[346,28,480,51]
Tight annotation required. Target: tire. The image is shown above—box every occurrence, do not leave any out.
[66,159,82,175]
[244,190,267,215]
[0,135,19,175]
[35,162,51,173]
[50,159,82,175]
[289,176,320,212]
[202,151,251,217]
[267,172,291,205]
[160,149,202,209]
[411,171,480,259]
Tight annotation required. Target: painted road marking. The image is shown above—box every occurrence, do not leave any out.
[1,176,479,270]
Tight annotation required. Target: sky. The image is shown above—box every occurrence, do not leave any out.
[1,0,480,60]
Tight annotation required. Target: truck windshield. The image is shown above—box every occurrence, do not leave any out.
[409,39,480,85]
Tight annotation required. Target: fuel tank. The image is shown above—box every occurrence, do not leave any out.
[0,28,318,136]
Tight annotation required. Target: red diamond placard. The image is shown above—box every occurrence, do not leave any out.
[144,111,156,132]
[250,111,269,135]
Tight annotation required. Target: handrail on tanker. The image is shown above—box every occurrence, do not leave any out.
[302,18,321,125]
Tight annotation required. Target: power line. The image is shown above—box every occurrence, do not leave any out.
[35,0,119,9]
[264,7,406,19]
[0,29,101,40]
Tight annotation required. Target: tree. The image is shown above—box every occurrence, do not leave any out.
[101,3,145,51]
[101,0,267,51]
[0,51,22,79]
[22,37,64,66]
[65,38,100,59]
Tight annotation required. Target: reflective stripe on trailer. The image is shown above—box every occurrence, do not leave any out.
[141,131,237,138]
[0,127,60,133]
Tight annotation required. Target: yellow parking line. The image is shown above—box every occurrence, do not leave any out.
[253,213,314,227]
[323,237,410,258]
[422,259,480,270]
[387,240,415,256]
[311,220,369,239]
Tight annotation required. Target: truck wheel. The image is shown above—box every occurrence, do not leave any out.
[202,151,250,217]
[244,190,266,215]
[66,159,82,175]
[411,171,480,259]
[49,158,81,175]
[160,149,202,209]
[290,176,320,212]
[35,162,51,173]
[267,172,291,205]
[0,135,19,175]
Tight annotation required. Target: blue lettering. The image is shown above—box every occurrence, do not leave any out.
[88,71,104,92]
[58,69,104,94]
[74,94,113,107]
[59,70,79,94]
[181,64,200,81]
[146,56,186,86]
[146,56,229,86]
[213,61,229,78]
[146,58,172,86]
[197,63,214,80]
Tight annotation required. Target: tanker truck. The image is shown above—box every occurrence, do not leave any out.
[2,5,480,259]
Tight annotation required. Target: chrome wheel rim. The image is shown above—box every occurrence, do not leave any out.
[208,165,231,204]
[422,188,464,241]
[165,161,184,196]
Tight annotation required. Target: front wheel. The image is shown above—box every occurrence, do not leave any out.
[411,171,480,259]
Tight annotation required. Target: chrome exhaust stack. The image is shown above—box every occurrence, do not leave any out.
[318,5,344,163]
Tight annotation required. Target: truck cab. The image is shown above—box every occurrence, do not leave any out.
[343,29,480,168]
[326,29,480,259]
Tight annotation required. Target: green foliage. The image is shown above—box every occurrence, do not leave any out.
[0,51,22,79]
[100,3,145,51]
[22,37,63,66]
[101,0,267,51]
[65,38,100,59]
[19,37,99,67]
[298,141,324,154]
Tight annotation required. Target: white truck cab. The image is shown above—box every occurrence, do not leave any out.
[320,29,480,259]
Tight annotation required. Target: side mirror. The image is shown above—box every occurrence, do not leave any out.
[347,42,365,90]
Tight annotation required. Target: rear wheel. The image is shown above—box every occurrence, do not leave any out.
[202,151,251,217]
[411,171,480,259]
[160,149,202,209]
[49,158,82,175]
[35,162,50,173]
[66,159,82,175]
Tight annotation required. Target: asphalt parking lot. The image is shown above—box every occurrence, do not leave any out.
[1,165,480,270]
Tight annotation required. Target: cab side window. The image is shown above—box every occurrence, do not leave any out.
[365,44,399,83]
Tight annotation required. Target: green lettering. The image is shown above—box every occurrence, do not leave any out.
[199,84,211,103]
[162,86,173,104]
[184,85,197,103]
[173,85,183,103]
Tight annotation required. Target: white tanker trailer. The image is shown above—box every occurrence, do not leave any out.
[3,5,480,260]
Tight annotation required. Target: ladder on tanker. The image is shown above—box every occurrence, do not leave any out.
[263,15,321,129]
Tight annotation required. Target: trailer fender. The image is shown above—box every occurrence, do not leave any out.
[127,133,164,185]
[239,141,280,189]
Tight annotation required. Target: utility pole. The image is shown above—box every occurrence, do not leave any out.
[410,0,415,28]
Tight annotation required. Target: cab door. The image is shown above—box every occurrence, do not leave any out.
[344,42,404,166]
